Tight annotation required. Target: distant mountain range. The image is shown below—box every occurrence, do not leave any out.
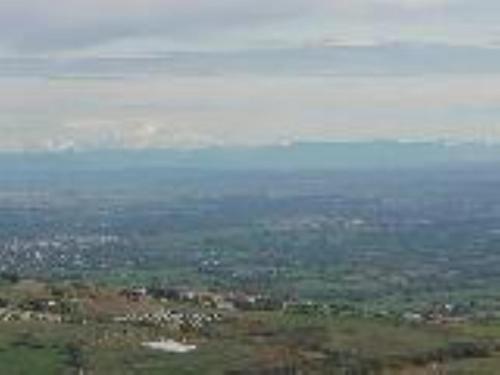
[1,142,500,174]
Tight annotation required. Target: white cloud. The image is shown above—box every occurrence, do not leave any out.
[2,74,500,151]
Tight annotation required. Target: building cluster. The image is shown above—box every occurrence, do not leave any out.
[114,309,222,330]
[402,303,472,325]
[142,286,283,312]
[0,307,62,323]
[0,233,141,275]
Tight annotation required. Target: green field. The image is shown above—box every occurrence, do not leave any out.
[2,310,500,374]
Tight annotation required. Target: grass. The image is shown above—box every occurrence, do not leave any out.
[2,305,500,373]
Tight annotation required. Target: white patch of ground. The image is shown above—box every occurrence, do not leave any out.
[142,339,197,353]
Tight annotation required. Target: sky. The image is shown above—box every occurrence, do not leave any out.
[2,0,500,150]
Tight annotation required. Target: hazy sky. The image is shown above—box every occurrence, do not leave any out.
[2,0,500,53]
[1,0,500,150]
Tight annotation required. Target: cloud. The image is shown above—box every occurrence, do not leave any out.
[32,120,228,151]
[0,0,497,54]
[3,73,500,151]
[370,0,452,8]
[0,0,313,53]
